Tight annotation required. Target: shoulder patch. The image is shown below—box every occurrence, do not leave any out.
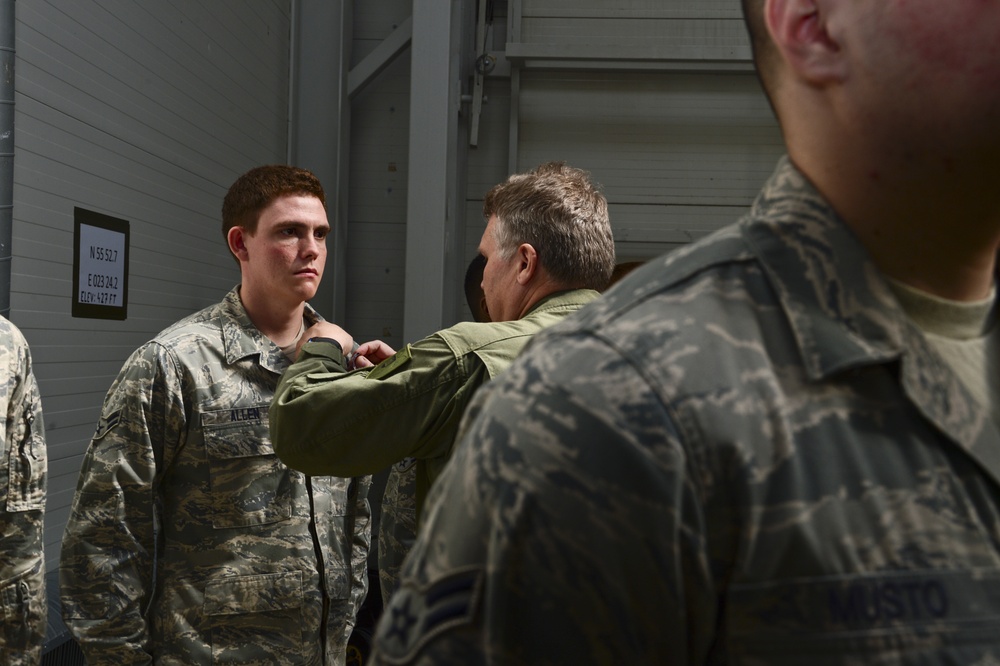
[367,344,413,381]
[375,566,483,662]
[93,409,124,440]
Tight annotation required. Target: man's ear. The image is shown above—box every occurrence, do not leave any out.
[766,0,846,85]
[515,243,538,286]
[227,226,249,262]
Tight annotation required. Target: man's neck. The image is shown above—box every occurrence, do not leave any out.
[790,144,1000,302]
[514,278,573,320]
[239,288,306,346]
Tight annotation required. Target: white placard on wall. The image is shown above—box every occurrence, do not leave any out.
[72,208,130,320]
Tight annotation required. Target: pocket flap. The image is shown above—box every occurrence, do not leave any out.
[204,571,303,616]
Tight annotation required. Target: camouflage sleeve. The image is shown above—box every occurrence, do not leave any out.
[60,342,184,664]
[347,474,372,647]
[377,460,418,608]
[271,336,488,477]
[370,336,713,665]
[0,322,47,665]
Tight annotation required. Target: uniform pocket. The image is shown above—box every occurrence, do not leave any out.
[202,408,293,529]
[0,559,46,657]
[204,571,305,664]
[6,404,45,512]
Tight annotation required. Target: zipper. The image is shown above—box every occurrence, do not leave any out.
[305,476,330,663]
[19,408,36,482]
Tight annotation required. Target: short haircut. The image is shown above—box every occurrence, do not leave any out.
[740,0,779,112]
[483,161,615,291]
[221,165,327,241]
[464,253,489,322]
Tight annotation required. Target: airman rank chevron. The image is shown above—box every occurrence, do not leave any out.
[93,409,123,440]
[374,566,483,662]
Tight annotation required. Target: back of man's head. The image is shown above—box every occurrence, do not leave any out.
[607,261,646,290]
[483,161,615,292]
[740,0,780,114]
[464,254,490,322]
[222,165,327,242]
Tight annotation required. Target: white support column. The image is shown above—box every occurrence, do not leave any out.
[403,0,464,341]
[507,0,523,174]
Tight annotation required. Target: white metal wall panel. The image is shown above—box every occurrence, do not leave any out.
[343,0,410,345]
[353,1,412,61]
[345,43,410,345]
[13,0,292,570]
[343,0,782,323]
[520,16,747,58]
[511,0,748,68]
[516,70,784,259]
[524,0,737,12]
[503,0,784,262]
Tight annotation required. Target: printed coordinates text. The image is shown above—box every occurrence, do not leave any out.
[90,246,119,262]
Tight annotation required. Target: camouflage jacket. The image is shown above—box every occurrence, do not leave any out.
[0,315,47,665]
[61,288,371,665]
[377,458,417,608]
[372,157,1000,665]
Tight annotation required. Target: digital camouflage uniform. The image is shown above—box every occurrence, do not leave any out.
[372,157,1000,665]
[271,289,599,605]
[377,459,417,608]
[0,315,47,665]
[61,288,371,665]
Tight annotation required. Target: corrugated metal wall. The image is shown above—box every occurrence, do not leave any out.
[344,2,412,345]
[507,0,785,261]
[516,70,783,260]
[346,0,784,339]
[12,0,292,571]
[452,0,785,299]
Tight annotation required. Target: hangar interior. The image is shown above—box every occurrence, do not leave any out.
[3,0,784,660]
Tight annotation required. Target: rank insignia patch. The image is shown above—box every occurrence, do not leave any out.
[374,566,483,662]
[93,410,123,440]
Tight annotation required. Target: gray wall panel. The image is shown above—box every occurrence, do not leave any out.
[523,1,738,14]
[353,1,412,57]
[13,0,292,570]
[520,17,748,49]
[515,69,784,256]
[345,41,410,345]
[343,221,406,345]
[459,77,511,323]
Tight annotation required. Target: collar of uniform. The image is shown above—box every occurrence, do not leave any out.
[523,288,601,317]
[742,156,907,381]
[220,287,323,369]
[743,157,997,458]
